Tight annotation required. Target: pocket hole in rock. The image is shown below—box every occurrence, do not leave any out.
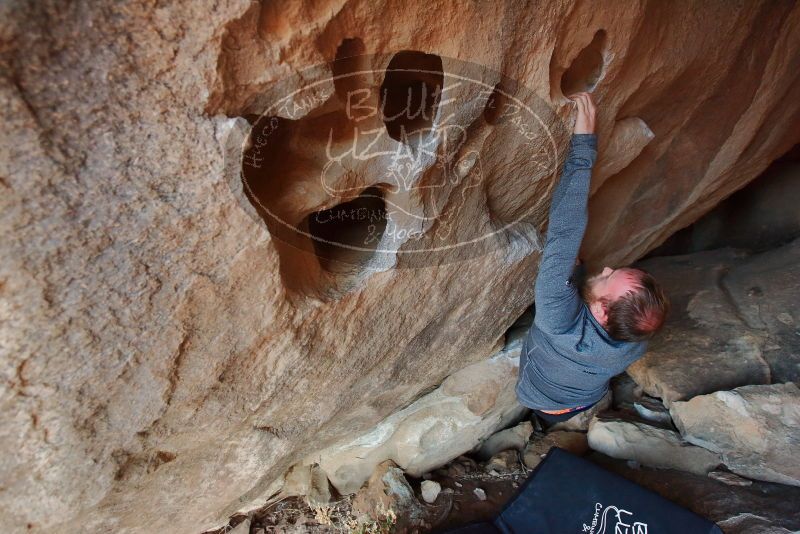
[332,37,371,104]
[560,29,607,96]
[483,78,518,125]
[241,112,393,299]
[305,185,387,274]
[380,50,443,144]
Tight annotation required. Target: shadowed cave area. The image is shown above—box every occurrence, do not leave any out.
[560,29,608,96]
[380,50,444,144]
[305,185,388,274]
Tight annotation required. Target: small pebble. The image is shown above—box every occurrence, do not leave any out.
[421,480,442,504]
[474,488,487,501]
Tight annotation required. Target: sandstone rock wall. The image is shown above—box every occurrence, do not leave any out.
[2,1,800,533]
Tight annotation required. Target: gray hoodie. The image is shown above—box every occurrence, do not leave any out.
[515,134,647,411]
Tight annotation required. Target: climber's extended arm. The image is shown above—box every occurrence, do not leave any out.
[533,93,597,334]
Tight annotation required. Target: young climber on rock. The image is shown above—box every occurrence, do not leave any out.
[515,92,669,425]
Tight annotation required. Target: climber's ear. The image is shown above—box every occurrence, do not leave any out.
[590,299,608,327]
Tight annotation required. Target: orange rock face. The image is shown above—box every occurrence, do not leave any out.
[2,1,800,533]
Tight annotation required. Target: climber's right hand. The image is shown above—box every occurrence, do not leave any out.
[568,92,596,135]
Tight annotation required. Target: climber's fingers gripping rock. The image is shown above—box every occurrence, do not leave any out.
[568,92,596,135]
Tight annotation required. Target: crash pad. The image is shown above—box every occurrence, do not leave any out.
[443,447,722,534]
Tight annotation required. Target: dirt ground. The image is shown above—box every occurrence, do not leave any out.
[208,450,531,534]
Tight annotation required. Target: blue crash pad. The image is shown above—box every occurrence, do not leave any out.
[443,447,722,534]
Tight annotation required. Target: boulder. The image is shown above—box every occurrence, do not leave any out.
[548,391,612,431]
[523,431,589,469]
[279,464,332,506]
[610,373,644,412]
[587,418,721,475]
[351,461,425,530]
[670,383,800,487]
[309,345,526,495]
[476,421,533,460]
[484,450,521,474]
[630,239,800,405]
[229,518,251,534]
[592,117,655,191]
[717,513,796,534]
[632,397,673,426]
[420,480,442,504]
[721,239,800,382]
[629,247,785,405]
[4,1,800,532]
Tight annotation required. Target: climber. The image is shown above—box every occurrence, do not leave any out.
[515,92,669,425]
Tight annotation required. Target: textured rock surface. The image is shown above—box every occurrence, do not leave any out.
[350,460,424,530]
[523,431,589,469]
[648,151,800,257]
[670,383,800,487]
[628,241,800,404]
[717,513,796,534]
[723,239,800,382]
[307,343,525,495]
[548,391,612,431]
[632,397,672,425]
[420,480,441,504]
[587,417,722,475]
[627,247,770,403]
[708,471,753,488]
[278,464,332,506]
[484,450,520,474]
[476,420,532,460]
[3,2,800,533]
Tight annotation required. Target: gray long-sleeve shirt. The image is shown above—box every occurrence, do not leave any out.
[515,134,647,411]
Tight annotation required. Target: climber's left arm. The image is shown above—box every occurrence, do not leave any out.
[533,93,597,334]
